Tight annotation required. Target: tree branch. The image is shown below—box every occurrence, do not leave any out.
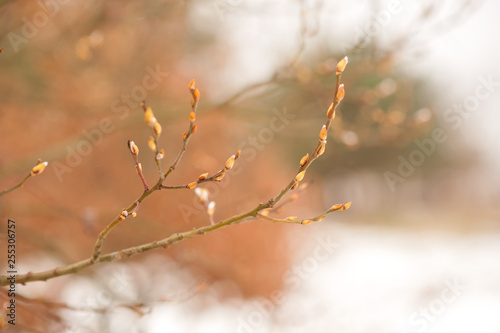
[2,58,350,286]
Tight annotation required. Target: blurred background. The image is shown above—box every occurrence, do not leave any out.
[1,0,499,332]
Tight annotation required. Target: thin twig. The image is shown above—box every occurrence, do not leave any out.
[0,174,31,197]
[0,159,47,197]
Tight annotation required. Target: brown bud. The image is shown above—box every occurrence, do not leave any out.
[198,172,209,180]
[31,161,48,175]
[295,170,306,183]
[301,219,313,225]
[191,124,198,134]
[189,79,196,91]
[260,209,270,217]
[235,150,241,159]
[319,125,328,141]
[193,88,200,101]
[317,142,326,156]
[153,121,162,137]
[135,163,142,174]
[144,107,156,126]
[336,84,345,102]
[326,102,335,118]
[224,155,235,170]
[148,136,156,151]
[291,183,298,190]
[187,182,197,189]
[189,111,196,122]
[182,131,188,140]
[299,153,309,167]
[336,56,348,75]
[214,172,225,181]
[329,203,343,211]
[128,140,139,155]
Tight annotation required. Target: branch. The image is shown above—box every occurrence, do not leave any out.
[0,159,48,197]
[2,57,351,286]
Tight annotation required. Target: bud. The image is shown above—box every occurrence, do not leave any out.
[344,202,352,210]
[295,170,306,183]
[198,172,209,180]
[136,163,143,174]
[144,107,156,126]
[301,219,313,225]
[299,153,309,167]
[329,203,343,211]
[191,124,198,134]
[31,161,48,175]
[260,209,270,217]
[121,210,128,217]
[189,111,196,122]
[131,212,137,217]
[214,172,225,181]
[319,125,328,141]
[317,142,326,156]
[286,216,297,221]
[336,84,345,102]
[182,131,188,140]
[291,183,298,190]
[187,181,197,189]
[189,79,196,91]
[224,155,235,170]
[193,88,200,101]
[336,56,348,75]
[153,121,162,137]
[156,149,165,160]
[326,102,335,119]
[207,201,216,216]
[235,150,241,159]
[148,136,157,151]
[195,188,208,203]
[128,140,139,155]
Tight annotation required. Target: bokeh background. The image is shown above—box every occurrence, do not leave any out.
[1,0,499,332]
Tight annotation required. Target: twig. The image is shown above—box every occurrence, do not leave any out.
[0,159,48,197]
